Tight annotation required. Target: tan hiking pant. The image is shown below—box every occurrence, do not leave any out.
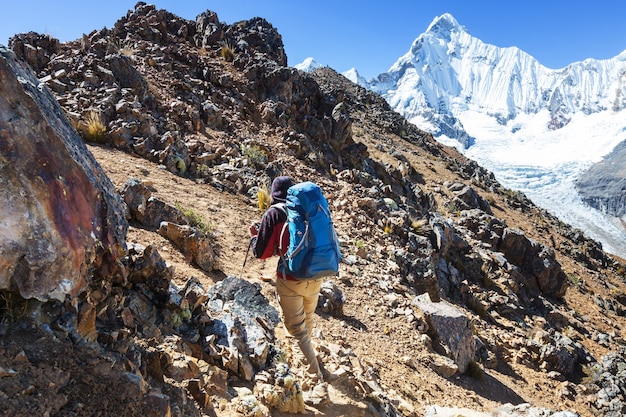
[276,277,323,378]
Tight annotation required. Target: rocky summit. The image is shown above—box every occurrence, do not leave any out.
[1,3,626,417]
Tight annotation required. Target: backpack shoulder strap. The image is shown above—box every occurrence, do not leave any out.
[278,222,289,280]
[272,202,287,216]
[272,203,290,278]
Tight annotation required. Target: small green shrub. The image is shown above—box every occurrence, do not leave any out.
[175,202,211,235]
[567,272,580,287]
[242,144,268,167]
[582,362,604,384]
[195,164,210,177]
[173,156,187,175]
[446,201,462,216]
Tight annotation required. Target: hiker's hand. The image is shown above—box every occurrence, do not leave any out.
[249,222,259,236]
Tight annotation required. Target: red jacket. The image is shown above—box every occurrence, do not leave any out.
[251,204,295,279]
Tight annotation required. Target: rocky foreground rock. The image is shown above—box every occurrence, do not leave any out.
[2,2,626,417]
[0,45,127,300]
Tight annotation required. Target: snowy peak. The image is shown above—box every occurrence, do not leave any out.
[294,57,323,72]
[360,13,626,258]
[424,13,465,40]
[366,13,626,146]
[295,57,369,86]
[342,67,368,86]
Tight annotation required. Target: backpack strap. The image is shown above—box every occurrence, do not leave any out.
[272,202,287,215]
[272,203,290,280]
[278,222,289,280]
[272,202,288,255]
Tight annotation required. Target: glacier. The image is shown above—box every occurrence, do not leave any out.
[449,108,626,256]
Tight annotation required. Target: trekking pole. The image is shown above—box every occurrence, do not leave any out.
[240,238,253,278]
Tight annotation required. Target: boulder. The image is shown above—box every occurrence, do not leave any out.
[120,178,186,229]
[158,222,217,272]
[450,184,492,214]
[205,276,280,380]
[0,46,127,300]
[317,280,345,317]
[499,228,568,298]
[412,293,475,374]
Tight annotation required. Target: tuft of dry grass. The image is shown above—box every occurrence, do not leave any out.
[411,218,430,235]
[257,182,271,212]
[220,41,235,62]
[0,291,31,324]
[82,111,107,143]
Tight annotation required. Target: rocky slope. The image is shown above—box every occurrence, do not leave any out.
[2,3,626,417]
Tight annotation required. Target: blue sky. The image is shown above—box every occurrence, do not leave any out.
[2,1,625,80]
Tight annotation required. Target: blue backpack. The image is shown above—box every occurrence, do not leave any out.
[276,182,341,279]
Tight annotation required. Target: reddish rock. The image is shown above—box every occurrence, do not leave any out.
[0,46,128,300]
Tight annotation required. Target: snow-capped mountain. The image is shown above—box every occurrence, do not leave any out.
[367,13,626,146]
[294,57,370,86]
[342,68,369,87]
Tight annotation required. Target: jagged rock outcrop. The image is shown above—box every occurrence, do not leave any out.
[584,351,626,416]
[120,178,218,272]
[498,228,568,298]
[120,178,187,229]
[0,46,128,300]
[7,32,60,72]
[9,2,361,186]
[447,182,492,214]
[158,222,217,272]
[205,276,280,381]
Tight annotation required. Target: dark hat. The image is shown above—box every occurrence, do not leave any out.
[270,176,293,203]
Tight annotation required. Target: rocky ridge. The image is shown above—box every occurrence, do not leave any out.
[2,2,626,417]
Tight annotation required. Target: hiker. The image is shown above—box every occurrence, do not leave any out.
[249,176,326,383]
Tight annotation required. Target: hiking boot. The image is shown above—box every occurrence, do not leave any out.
[303,382,329,406]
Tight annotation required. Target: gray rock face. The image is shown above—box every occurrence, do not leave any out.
[576,139,626,218]
[0,46,128,300]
